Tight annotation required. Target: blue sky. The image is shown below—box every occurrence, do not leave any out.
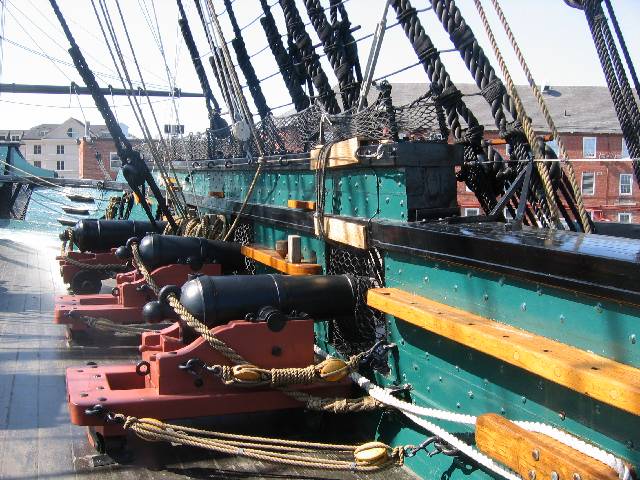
[0,0,638,136]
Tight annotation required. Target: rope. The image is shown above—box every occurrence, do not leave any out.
[129,242,379,412]
[314,346,631,480]
[196,353,365,388]
[113,415,402,471]
[223,159,264,241]
[259,0,310,112]
[81,315,165,335]
[473,0,562,229]
[280,0,341,114]
[602,0,640,105]
[487,0,592,233]
[62,255,130,272]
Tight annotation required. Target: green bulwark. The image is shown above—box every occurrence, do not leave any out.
[169,149,639,478]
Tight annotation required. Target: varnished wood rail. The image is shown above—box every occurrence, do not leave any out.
[240,245,322,275]
[367,287,640,416]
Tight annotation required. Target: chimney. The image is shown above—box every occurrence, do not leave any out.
[84,121,91,138]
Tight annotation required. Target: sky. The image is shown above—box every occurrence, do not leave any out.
[0,0,638,138]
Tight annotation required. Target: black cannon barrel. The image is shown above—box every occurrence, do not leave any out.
[71,219,166,252]
[138,234,245,272]
[179,274,356,327]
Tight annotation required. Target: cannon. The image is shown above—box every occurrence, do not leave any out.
[63,219,166,253]
[55,235,247,339]
[118,234,246,273]
[66,274,360,436]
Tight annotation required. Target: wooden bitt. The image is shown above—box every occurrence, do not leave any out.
[476,413,620,480]
[240,245,322,275]
[367,288,640,416]
[310,136,365,170]
[314,216,367,249]
[287,199,316,210]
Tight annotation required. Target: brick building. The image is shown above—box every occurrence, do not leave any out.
[388,83,638,224]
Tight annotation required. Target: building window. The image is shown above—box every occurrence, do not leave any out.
[109,152,121,169]
[0,135,5,140]
[56,160,65,171]
[33,160,41,168]
[464,208,480,217]
[622,139,629,158]
[618,212,632,223]
[56,145,65,155]
[67,127,74,138]
[620,173,632,195]
[583,137,597,158]
[11,135,20,141]
[581,172,595,195]
[33,145,41,154]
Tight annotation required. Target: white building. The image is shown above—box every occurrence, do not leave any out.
[20,118,111,179]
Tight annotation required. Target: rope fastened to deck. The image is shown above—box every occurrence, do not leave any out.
[114,414,402,471]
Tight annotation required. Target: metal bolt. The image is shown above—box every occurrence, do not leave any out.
[521,396,527,404]
[573,474,581,480]
[551,472,559,480]
[423,276,429,283]
[521,302,527,311]
[559,314,565,323]
[468,391,474,399]
[456,402,461,409]
[595,302,603,313]
[438,376,443,382]
[631,334,637,345]
[532,449,540,461]
[453,284,458,291]
[483,293,489,301]
[528,470,536,480]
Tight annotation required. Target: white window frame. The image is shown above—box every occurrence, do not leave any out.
[620,173,632,196]
[583,137,597,159]
[56,145,65,155]
[581,172,595,195]
[109,151,121,169]
[33,145,41,154]
[622,139,629,158]
[10,135,20,141]
[618,212,632,223]
[464,208,480,217]
[33,160,41,168]
[56,160,65,171]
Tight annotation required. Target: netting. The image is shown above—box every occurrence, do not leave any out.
[232,221,256,275]
[325,244,386,366]
[134,87,447,162]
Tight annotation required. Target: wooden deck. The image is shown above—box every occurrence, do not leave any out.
[0,228,416,480]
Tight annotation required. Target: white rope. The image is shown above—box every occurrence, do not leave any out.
[315,346,630,480]
[403,412,521,480]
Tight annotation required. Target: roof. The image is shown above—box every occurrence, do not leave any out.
[375,83,625,135]
[21,117,112,140]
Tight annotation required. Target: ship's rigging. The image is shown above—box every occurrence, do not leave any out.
[0,0,633,478]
